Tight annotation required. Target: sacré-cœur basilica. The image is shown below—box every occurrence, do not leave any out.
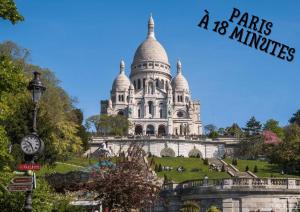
[92,15,238,158]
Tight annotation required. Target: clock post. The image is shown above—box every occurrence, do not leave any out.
[22,71,46,212]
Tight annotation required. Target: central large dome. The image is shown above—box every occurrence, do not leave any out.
[131,15,170,78]
[133,37,169,64]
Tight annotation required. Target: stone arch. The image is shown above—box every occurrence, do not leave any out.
[146,125,155,135]
[135,125,143,135]
[188,146,203,158]
[118,110,124,116]
[158,125,166,136]
[160,146,175,157]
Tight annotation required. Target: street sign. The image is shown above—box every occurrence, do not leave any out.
[8,184,33,192]
[11,176,33,184]
[13,170,34,176]
[17,163,41,171]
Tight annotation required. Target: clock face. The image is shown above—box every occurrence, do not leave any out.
[21,134,41,155]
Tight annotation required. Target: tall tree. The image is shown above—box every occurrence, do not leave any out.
[263,119,284,140]
[87,144,160,210]
[289,109,300,127]
[0,0,24,24]
[0,41,83,166]
[225,123,243,138]
[243,116,262,136]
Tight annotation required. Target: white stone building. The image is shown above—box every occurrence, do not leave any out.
[101,15,202,136]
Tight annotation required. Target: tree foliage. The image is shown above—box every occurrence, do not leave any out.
[87,114,131,136]
[289,109,300,127]
[243,116,262,136]
[86,144,160,210]
[263,119,284,140]
[0,172,84,212]
[0,0,24,24]
[0,41,87,168]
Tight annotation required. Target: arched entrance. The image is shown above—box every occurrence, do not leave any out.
[118,110,124,116]
[158,125,166,136]
[135,125,143,135]
[146,125,155,135]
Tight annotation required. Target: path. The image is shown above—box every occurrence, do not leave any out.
[207,158,255,178]
[55,162,85,168]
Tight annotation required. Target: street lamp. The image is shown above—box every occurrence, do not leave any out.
[22,71,46,212]
[28,71,46,132]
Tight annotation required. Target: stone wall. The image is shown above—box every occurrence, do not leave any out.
[89,136,231,158]
[157,178,300,212]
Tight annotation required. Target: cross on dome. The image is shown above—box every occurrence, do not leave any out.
[177,60,182,74]
[147,13,155,39]
[120,59,125,74]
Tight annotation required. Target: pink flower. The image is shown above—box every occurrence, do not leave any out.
[263,130,282,144]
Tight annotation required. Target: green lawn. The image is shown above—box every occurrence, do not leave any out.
[37,156,98,176]
[152,157,230,183]
[224,159,300,178]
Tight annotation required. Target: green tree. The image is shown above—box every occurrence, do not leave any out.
[88,114,131,136]
[0,171,85,212]
[243,116,262,136]
[85,114,100,132]
[253,165,258,173]
[204,124,217,135]
[289,109,300,127]
[72,108,90,150]
[0,0,24,24]
[180,201,200,212]
[225,123,243,138]
[264,119,284,140]
[206,205,221,212]
[0,41,83,166]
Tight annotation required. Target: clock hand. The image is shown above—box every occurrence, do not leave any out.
[26,141,34,151]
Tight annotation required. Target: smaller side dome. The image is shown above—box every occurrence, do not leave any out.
[112,60,130,91]
[171,60,189,91]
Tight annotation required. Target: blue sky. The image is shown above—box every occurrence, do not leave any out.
[1,0,299,128]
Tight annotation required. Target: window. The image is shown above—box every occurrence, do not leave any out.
[138,109,141,118]
[133,80,136,89]
[177,111,184,118]
[161,80,164,89]
[148,101,153,115]
[143,78,146,88]
[138,79,141,89]
[160,109,163,118]
[156,79,159,87]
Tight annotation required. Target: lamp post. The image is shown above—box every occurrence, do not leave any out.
[23,71,46,212]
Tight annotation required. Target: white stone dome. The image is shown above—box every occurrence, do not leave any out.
[133,38,169,64]
[132,15,169,65]
[112,60,130,91]
[171,60,189,91]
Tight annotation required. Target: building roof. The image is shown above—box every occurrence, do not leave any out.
[112,60,130,91]
[132,15,169,66]
[171,60,189,91]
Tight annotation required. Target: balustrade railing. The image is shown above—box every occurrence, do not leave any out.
[162,178,300,192]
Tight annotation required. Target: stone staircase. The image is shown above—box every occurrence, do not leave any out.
[207,158,256,178]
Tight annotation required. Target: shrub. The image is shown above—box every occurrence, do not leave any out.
[154,164,158,172]
[245,165,249,172]
[232,158,238,166]
[221,164,226,172]
[160,147,175,157]
[158,164,162,172]
[203,158,209,165]
[253,165,258,173]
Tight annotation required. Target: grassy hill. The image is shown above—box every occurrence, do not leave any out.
[152,157,230,183]
[36,156,300,183]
